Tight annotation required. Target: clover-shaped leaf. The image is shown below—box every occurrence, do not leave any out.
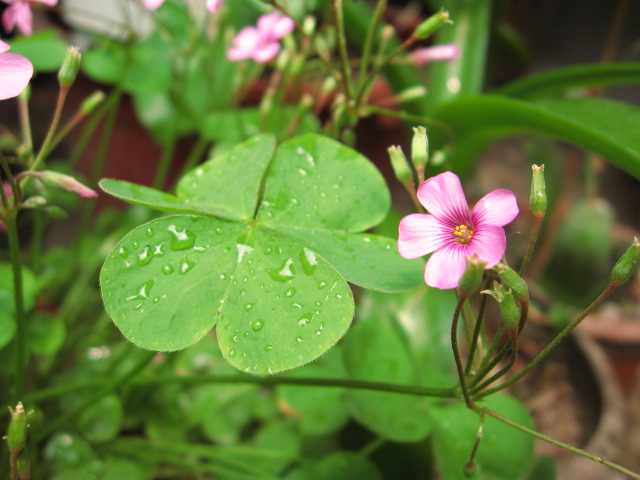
[100,134,422,374]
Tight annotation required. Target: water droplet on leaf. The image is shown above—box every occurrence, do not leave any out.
[252,319,264,332]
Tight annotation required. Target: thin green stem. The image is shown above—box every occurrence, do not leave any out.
[519,215,543,276]
[359,437,385,458]
[176,136,210,181]
[465,275,493,375]
[357,0,387,92]
[484,408,640,479]
[470,324,506,385]
[152,138,176,191]
[26,373,456,404]
[30,86,69,173]
[5,215,26,402]
[471,334,517,394]
[451,295,475,409]
[330,0,356,103]
[17,94,33,160]
[34,351,156,442]
[480,283,617,397]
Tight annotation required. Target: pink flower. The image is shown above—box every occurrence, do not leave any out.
[206,0,223,12]
[142,0,165,9]
[227,12,294,63]
[0,40,33,100]
[411,44,460,67]
[2,0,58,36]
[398,172,519,289]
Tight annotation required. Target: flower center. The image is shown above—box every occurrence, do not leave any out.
[453,224,475,245]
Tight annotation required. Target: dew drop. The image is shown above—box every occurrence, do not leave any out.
[296,336,303,343]
[268,258,296,282]
[236,244,254,263]
[228,350,236,357]
[318,281,327,289]
[252,319,264,332]
[153,297,160,303]
[336,293,343,299]
[146,228,154,237]
[244,303,255,312]
[291,302,302,309]
[231,335,239,343]
[137,246,153,267]
[132,241,139,250]
[154,243,166,257]
[300,248,318,275]
[126,279,155,303]
[297,312,313,326]
[167,225,196,250]
[178,256,196,274]
[264,345,274,352]
[215,227,222,235]
[118,246,129,259]
[285,288,296,297]
[160,264,173,275]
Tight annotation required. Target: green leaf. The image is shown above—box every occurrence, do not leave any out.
[497,63,640,100]
[431,394,535,480]
[435,95,640,179]
[313,452,382,480]
[82,40,127,84]
[0,263,38,314]
[101,216,353,373]
[9,30,68,72]
[343,317,432,442]
[78,394,123,443]
[100,135,276,222]
[28,312,66,355]
[259,135,422,291]
[101,134,420,374]
[0,313,16,350]
[278,349,349,435]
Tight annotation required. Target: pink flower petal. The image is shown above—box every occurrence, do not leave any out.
[398,213,450,259]
[0,52,34,100]
[472,188,519,227]
[34,0,59,6]
[270,16,294,39]
[253,41,280,62]
[0,41,10,54]
[411,44,460,66]
[3,3,33,36]
[206,0,223,13]
[417,171,471,224]
[257,12,281,33]
[467,225,507,268]
[424,244,467,289]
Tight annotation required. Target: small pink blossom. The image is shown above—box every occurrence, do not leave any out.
[2,0,58,36]
[206,0,223,13]
[411,44,460,67]
[142,0,165,9]
[398,172,519,289]
[227,12,294,63]
[0,40,33,100]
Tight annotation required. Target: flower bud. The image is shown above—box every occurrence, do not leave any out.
[411,126,429,171]
[458,254,486,297]
[494,262,528,302]
[610,237,640,287]
[80,90,106,115]
[58,46,82,88]
[30,171,98,199]
[413,9,451,40]
[388,146,412,184]
[499,288,520,331]
[302,15,316,37]
[395,86,427,104]
[411,44,460,66]
[530,164,547,218]
[7,403,27,454]
[22,196,47,209]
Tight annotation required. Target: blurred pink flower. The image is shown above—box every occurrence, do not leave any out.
[398,172,519,289]
[411,44,460,67]
[142,0,165,9]
[2,0,58,36]
[206,0,223,12]
[30,171,98,199]
[228,12,294,63]
[0,40,33,100]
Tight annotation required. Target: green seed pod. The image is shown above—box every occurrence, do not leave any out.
[530,164,547,218]
[388,146,412,184]
[58,46,82,88]
[458,254,486,297]
[80,90,106,115]
[499,288,520,331]
[411,126,429,171]
[413,9,451,40]
[494,263,528,301]
[611,237,640,287]
[7,403,27,454]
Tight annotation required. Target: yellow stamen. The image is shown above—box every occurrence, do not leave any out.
[453,224,474,244]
